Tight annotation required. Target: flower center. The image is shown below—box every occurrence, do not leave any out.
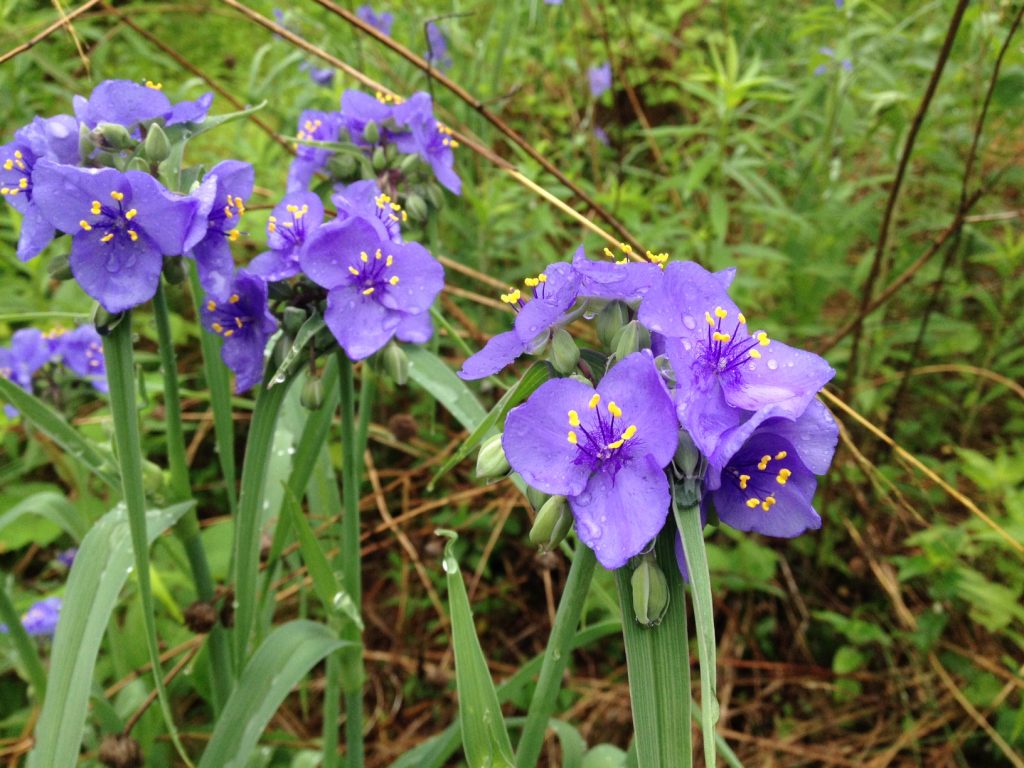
[436,122,459,149]
[726,450,792,512]
[374,193,406,240]
[348,247,399,297]
[267,203,309,247]
[207,293,249,338]
[566,393,638,470]
[699,306,770,376]
[0,149,32,199]
[499,271,550,309]
[210,193,246,241]
[79,190,141,245]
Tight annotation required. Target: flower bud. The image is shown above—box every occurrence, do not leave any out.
[612,320,650,362]
[423,181,445,209]
[404,193,428,222]
[529,495,573,550]
[184,600,218,633]
[93,305,125,336]
[673,430,701,478]
[327,152,358,178]
[596,300,627,348]
[525,485,548,512]
[47,253,74,281]
[162,256,186,284]
[631,556,670,627]
[281,306,307,335]
[381,341,409,386]
[398,152,421,174]
[94,122,135,150]
[371,145,388,173]
[143,122,171,163]
[300,375,325,410]
[475,433,510,480]
[362,119,380,145]
[142,459,165,495]
[548,328,580,376]
[582,745,629,768]
[126,157,149,173]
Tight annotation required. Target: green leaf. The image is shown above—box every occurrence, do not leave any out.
[27,501,194,768]
[428,362,551,490]
[0,489,90,545]
[438,530,516,768]
[0,377,119,489]
[165,100,268,141]
[268,311,326,388]
[550,720,587,768]
[406,347,488,433]
[198,621,346,768]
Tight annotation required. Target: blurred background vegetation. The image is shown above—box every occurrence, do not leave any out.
[1,0,1023,765]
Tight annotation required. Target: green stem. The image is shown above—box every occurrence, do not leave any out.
[0,584,47,700]
[152,282,231,709]
[102,313,194,767]
[615,527,692,768]
[515,544,596,768]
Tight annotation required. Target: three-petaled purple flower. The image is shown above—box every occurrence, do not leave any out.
[73,79,212,130]
[287,110,342,193]
[10,597,62,637]
[425,21,452,71]
[200,271,278,392]
[248,191,325,282]
[31,160,203,313]
[589,62,612,99]
[503,352,679,569]
[300,217,443,360]
[0,328,53,416]
[48,325,108,393]
[638,261,834,461]
[398,93,462,195]
[191,160,255,295]
[332,179,405,243]
[0,141,55,262]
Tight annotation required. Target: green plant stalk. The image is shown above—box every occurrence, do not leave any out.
[0,584,47,700]
[102,314,193,766]
[337,352,366,768]
[152,281,231,709]
[231,371,294,664]
[615,527,692,768]
[187,265,238,517]
[322,645,342,767]
[514,544,596,768]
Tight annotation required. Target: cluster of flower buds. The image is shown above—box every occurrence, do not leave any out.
[470,245,839,590]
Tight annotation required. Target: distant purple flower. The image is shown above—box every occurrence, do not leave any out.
[331,179,405,243]
[425,21,451,70]
[458,261,580,380]
[503,352,679,569]
[0,141,56,262]
[0,597,62,637]
[835,0,844,8]
[190,160,255,295]
[594,125,610,146]
[339,90,401,149]
[395,93,462,195]
[200,271,278,392]
[248,191,324,282]
[357,5,394,35]
[286,110,342,193]
[0,328,53,415]
[545,0,563,5]
[72,79,212,129]
[31,160,202,313]
[50,325,108,393]
[815,46,853,76]
[638,261,834,460]
[57,547,78,567]
[300,217,443,360]
[589,62,612,99]
[304,63,336,87]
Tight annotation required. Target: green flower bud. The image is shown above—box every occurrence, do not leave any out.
[475,433,510,480]
[423,181,444,209]
[529,495,573,550]
[381,341,409,386]
[93,305,125,336]
[631,556,670,627]
[404,193,428,222]
[78,122,94,160]
[525,485,548,512]
[94,122,136,150]
[143,123,171,163]
[371,145,388,173]
[272,333,295,368]
[612,320,650,362]
[581,744,629,768]
[46,253,74,281]
[597,300,627,348]
[548,328,580,375]
[282,306,307,335]
[162,256,186,285]
[362,119,380,146]
[300,375,325,410]
[126,157,150,173]
[142,459,165,495]
[398,152,421,174]
[673,430,701,478]
[327,152,358,179]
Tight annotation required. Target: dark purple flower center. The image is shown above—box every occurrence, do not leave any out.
[0,148,33,201]
[695,306,771,381]
[566,393,638,475]
[268,203,310,247]
[207,293,254,338]
[209,193,245,240]
[723,449,793,513]
[348,246,400,299]
[374,192,406,240]
[78,190,146,254]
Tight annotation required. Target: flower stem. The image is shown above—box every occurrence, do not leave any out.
[152,281,231,709]
[615,526,692,768]
[102,312,194,767]
[514,543,596,768]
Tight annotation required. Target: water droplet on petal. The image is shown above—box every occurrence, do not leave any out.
[682,314,696,330]
[767,359,778,370]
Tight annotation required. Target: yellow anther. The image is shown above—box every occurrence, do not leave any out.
[607,438,625,450]
[756,331,770,347]
[712,332,731,343]
[228,229,240,242]
[775,451,787,460]
[127,229,139,241]
[389,276,400,285]
[362,287,375,296]
[761,496,776,512]
[100,233,114,243]
[267,216,277,233]
[348,266,360,276]
[224,329,234,337]
[229,294,240,303]
[757,455,771,471]
[207,300,217,311]
[738,313,747,324]
[705,311,715,326]
[211,322,224,333]
[79,220,92,231]
[91,201,102,214]
[738,474,750,490]
[588,393,601,409]
[746,498,760,509]
[524,277,539,288]
[375,248,383,260]
[603,247,615,259]
[776,469,792,486]
[714,306,728,319]
[110,191,124,201]
[608,401,623,418]
[145,80,163,90]
[500,288,522,304]
[286,205,298,213]
[538,273,548,282]
[568,410,580,427]
[386,255,394,267]
[621,424,637,441]
[749,349,762,359]
[224,206,234,219]
[360,251,369,262]
[567,431,578,445]
[18,177,27,189]
[235,317,244,329]
[125,208,137,220]
[2,160,12,171]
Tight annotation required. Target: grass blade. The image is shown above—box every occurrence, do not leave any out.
[406,347,488,433]
[0,490,90,542]
[0,583,48,701]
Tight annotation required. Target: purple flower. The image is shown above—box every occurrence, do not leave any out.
[287,110,342,193]
[589,62,612,99]
[0,597,62,637]
[571,245,663,302]
[31,160,203,313]
[164,92,214,126]
[248,191,325,282]
[0,141,56,262]
[73,80,212,129]
[425,21,451,70]
[15,115,81,166]
[50,325,108,393]
[0,328,53,415]
[190,160,255,295]
[401,104,462,195]
[457,261,579,380]
[594,125,610,146]
[200,271,278,392]
[503,352,679,569]
[815,47,853,76]
[301,62,336,87]
[331,179,405,243]
[300,217,443,360]
[638,261,834,460]
[57,547,78,567]
[340,90,408,150]
[544,0,563,5]
[357,5,394,35]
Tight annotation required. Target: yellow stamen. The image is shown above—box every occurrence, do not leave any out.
[738,313,747,324]
[375,248,383,260]
[110,191,124,201]
[386,255,393,267]
[761,496,776,512]
[776,469,792,486]
[18,178,27,189]
[389,276,400,285]
[228,229,240,242]
[229,294,240,303]
[568,410,580,427]
[124,208,137,220]
[621,425,637,440]
[127,230,138,241]
[775,451,787,460]
[588,393,601,410]
[348,266,360,276]
[235,317,244,328]
[79,220,92,231]
[207,300,217,311]
[360,251,369,262]
[362,287,375,295]
[714,306,728,319]
[145,80,163,90]
[746,498,760,509]
[567,431,578,445]
[91,201,102,215]
[757,455,772,471]
[749,349,762,359]
[712,332,731,343]
[211,322,224,333]
[100,233,114,243]
[756,331,770,347]
[608,401,622,418]
[224,329,234,337]
[705,311,715,327]
[739,474,750,490]
[607,438,625,450]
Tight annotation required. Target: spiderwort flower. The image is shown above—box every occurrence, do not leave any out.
[190,160,255,295]
[399,100,462,195]
[248,191,324,282]
[200,271,278,392]
[73,79,212,130]
[457,262,580,380]
[357,4,394,35]
[300,217,443,360]
[20,597,62,637]
[331,179,406,243]
[0,141,56,261]
[31,160,203,313]
[15,115,81,166]
[340,89,407,149]
[49,325,108,393]
[57,547,78,568]
[589,62,612,99]
[0,329,53,415]
[287,110,342,193]
[571,245,664,302]
[300,62,336,88]
[638,261,834,459]
[503,352,679,569]
[425,21,452,70]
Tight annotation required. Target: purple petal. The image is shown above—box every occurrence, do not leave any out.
[723,337,835,416]
[30,161,130,234]
[638,261,740,341]
[165,92,214,125]
[597,352,679,467]
[17,206,55,262]
[324,282,399,360]
[457,331,527,380]
[375,240,444,315]
[395,310,433,344]
[300,218,379,290]
[247,249,300,282]
[571,245,663,301]
[74,80,170,128]
[124,171,199,255]
[192,236,234,297]
[69,230,164,313]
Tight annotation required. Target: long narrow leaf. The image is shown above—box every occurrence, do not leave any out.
[0,490,90,542]
[406,347,488,433]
